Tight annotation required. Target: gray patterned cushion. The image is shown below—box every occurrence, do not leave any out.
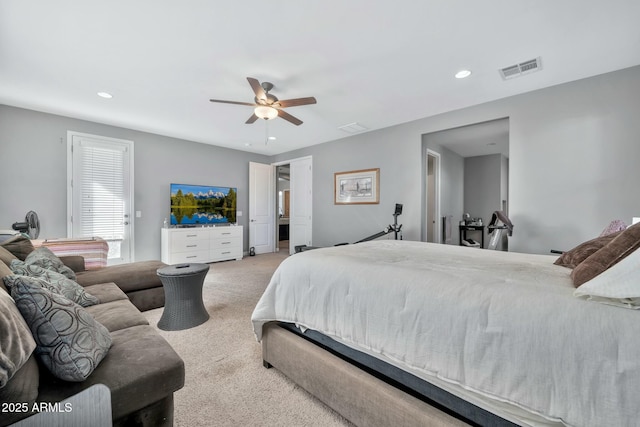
[10,278,112,382]
[8,261,99,307]
[24,246,77,280]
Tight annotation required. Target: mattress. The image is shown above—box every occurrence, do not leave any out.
[252,240,640,427]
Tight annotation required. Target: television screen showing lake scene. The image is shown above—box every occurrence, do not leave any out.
[170,184,237,225]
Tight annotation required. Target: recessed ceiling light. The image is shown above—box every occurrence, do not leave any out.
[268,136,276,141]
[97,92,113,99]
[455,70,472,79]
[244,143,252,147]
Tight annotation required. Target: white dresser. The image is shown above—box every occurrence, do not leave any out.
[161,226,243,264]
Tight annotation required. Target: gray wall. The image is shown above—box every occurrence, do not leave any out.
[3,65,640,256]
[0,106,269,261]
[464,154,504,248]
[275,65,640,254]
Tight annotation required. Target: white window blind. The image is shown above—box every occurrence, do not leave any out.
[78,141,126,242]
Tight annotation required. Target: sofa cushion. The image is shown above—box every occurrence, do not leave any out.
[7,263,99,307]
[23,246,77,280]
[0,355,39,425]
[10,279,112,382]
[0,261,11,294]
[84,299,149,333]
[36,324,185,421]
[0,246,17,270]
[82,282,128,305]
[0,235,35,261]
[0,287,36,388]
[74,260,167,293]
[59,255,86,273]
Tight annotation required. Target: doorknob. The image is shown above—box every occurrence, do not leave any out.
[124,221,130,225]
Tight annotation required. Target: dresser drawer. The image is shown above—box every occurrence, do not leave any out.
[210,246,242,261]
[171,239,210,253]
[167,250,210,264]
[211,227,242,239]
[171,229,209,242]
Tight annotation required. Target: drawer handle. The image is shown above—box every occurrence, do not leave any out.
[186,234,197,238]
[221,251,231,255]
[186,255,198,259]
[186,245,197,248]
[221,241,231,245]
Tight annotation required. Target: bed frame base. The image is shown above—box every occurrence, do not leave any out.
[262,322,469,427]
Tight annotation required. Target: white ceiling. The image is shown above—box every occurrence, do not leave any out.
[1,1,639,156]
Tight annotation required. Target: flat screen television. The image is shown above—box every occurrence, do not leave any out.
[170,183,237,226]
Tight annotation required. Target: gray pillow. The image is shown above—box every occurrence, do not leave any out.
[24,246,77,280]
[10,278,112,382]
[8,261,99,307]
[0,287,36,388]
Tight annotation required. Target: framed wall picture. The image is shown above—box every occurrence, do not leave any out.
[334,168,380,204]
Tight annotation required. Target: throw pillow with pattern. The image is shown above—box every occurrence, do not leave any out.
[10,278,111,382]
[23,247,77,280]
[7,262,99,307]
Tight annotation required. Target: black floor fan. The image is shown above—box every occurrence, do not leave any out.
[12,210,41,239]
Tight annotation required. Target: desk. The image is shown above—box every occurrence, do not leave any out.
[459,225,485,248]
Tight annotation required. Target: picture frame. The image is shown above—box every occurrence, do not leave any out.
[334,168,380,204]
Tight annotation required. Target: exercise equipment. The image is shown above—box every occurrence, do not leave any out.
[487,211,513,251]
[354,203,403,243]
[295,204,403,253]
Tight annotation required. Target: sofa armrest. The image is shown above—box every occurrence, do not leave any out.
[60,256,86,273]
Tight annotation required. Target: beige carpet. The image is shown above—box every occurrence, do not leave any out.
[142,253,353,427]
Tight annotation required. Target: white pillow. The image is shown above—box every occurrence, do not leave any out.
[574,246,640,309]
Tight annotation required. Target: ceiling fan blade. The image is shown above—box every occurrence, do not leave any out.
[245,113,259,124]
[209,99,256,107]
[277,109,303,126]
[247,77,267,101]
[277,97,317,108]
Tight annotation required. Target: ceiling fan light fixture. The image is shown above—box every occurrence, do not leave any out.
[254,106,278,120]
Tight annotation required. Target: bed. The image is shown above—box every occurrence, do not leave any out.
[251,239,640,427]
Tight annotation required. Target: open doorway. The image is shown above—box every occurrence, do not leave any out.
[422,117,509,248]
[426,150,441,243]
[276,165,290,253]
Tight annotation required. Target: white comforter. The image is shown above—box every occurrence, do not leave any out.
[251,241,640,427]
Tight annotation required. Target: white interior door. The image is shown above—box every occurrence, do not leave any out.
[67,131,134,264]
[249,161,275,254]
[289,157,312,254]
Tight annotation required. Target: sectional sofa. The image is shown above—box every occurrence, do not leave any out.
[0,235,185,426]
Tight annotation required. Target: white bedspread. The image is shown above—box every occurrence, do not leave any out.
[251,241,640,427]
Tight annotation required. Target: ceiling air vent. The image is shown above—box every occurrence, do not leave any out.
[338,122,368,134]
[499,57,542,80]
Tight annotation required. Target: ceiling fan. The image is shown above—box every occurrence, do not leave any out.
[209,77,317,126]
